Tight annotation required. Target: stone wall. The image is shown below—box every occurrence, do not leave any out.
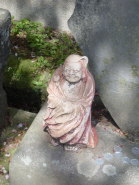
[0,9,11,128]
[0,0,75,31]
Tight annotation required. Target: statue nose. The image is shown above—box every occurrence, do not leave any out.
[69,70,74,75]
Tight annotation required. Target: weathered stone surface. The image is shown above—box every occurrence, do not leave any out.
[0,9,11,128]
[9,107,36,125]
[0,0,75,31]
[10,102,139,185]
[68,0,139,134]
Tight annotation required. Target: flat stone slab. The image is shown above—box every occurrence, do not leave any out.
[9,107,36,125]
[10,102,139,185]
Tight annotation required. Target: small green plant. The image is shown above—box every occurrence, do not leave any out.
[11,18,45,35]
[35,56,52,69]
[11,18,82,69]
[11,19,48,55]
[5,18,82,111]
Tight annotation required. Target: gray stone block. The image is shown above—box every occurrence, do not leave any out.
[9,107,37,125]
[68,0,139,134]
[9,102,139,185]
[0,8,11,127]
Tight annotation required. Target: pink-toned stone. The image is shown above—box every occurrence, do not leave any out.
[43,54,98,150]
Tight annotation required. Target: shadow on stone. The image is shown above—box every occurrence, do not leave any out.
[9,102,139,185]
[0,8,11,129]
[68,0,139,135]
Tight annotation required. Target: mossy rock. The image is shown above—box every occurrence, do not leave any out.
[3,55,51,112]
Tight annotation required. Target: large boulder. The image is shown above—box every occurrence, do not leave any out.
[0,9,11,128]
[68,0,139,135]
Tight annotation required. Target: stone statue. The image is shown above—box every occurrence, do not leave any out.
[43,54,98,151]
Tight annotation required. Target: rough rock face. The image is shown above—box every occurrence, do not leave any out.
[0,9,11,128]
[68,0,139,134]
[0,0,75,31]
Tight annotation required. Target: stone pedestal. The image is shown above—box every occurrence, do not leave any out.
[68,0,139,135]
[10,102,139,185]
[0,9,11,127]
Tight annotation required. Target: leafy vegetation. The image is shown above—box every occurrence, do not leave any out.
[10,18,81,69]
[4,18,82,111]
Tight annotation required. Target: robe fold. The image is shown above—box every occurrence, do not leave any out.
[43,66,98,148]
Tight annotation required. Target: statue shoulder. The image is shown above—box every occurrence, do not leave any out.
[88,71,95,83]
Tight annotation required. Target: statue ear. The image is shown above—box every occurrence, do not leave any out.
[80,56,88,68]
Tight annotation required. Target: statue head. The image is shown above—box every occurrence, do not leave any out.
[63,54,88,83]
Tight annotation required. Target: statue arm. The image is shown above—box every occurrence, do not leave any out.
[79,73,95,109]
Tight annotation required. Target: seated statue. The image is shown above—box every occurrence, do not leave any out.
[43,54,98,151]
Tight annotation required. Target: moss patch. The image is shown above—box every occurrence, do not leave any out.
[4,55,51,112]
[131,65,139,77]
[4,55,51,89]
[3,18,82,112]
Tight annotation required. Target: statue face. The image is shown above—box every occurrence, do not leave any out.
[63,62,82,83]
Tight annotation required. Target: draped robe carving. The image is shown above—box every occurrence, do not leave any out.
[43,55,98,149]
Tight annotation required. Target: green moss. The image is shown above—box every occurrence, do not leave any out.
[4,55,50,89]
[4,18,82,111]
[3,55,51,111]
[119,78,128,86]
[103,58,111,64]
[119,78,139,89]
[131,65,139,77]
